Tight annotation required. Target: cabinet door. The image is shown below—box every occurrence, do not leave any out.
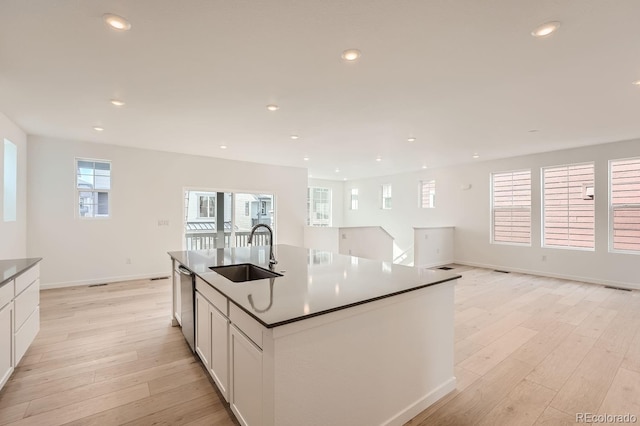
[210,306,229,401]
[195,292,211,368]
[230,325,263,426]
[173,270,182,325]
[0,302,14,390]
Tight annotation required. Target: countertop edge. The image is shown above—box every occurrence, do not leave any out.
[0,257,43,287]
[168,251,460,329]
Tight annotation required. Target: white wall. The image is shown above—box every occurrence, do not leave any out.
[308,178,344,227]
[338,226,394,261]
[345,138,640,289]
[0,113,27,259]
[27,136,307,288]
[343,172,457,262]
[303,226,340,253]
[414,227,455,268]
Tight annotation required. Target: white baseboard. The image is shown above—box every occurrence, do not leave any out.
[383,376,457,426]
[40,272,171,289]
[415,259,455,269]
[453,260,640,291]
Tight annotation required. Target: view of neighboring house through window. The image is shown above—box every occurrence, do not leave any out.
[381,184,392,209]
[542,162,595,249]
[307,187,331,226]
[419,180,436,209]
[76,159,111,218]
[198,195,215,218]
[184,190,274,250]
[3,139,17,222]
[350,188,359,210]
[610,157,640,253]
[491,170,531,245]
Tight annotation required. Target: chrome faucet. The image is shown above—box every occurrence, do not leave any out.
[248,224,277,268]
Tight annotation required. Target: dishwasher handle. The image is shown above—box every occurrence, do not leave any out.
[178,265,193,275]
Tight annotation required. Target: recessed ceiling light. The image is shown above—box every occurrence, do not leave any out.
[633,80,640,86]
[422,165,427,169]
[220,145,227,149]
[266,104,279,111]
[407,137,416,142]
[303,156,309,161]
[376,157,382,162]
[335,168,340,173]
[93,126,104,132]
[103,14,131,31]
[343,178,347,181]
[291,135,300,140]
[472,153,480,159]
[341,49,361,61]
[110,99,125,106]
[531,21,561,38]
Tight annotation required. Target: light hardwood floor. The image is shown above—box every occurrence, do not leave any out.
[0,266,638,425]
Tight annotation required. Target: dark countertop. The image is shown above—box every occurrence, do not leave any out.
[168,245,460,328]
[0,258,42,287]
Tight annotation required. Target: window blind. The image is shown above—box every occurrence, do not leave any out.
[420,180,436,209]
[491,170,531,244]
[611,157,640,252]
[543,163,594,249]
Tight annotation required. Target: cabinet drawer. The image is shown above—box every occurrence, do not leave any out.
[196,277,228,316]
[0,280,13,310]
[15,264,39,296]
[15,280,39,331]
[15,306,39,366]
[230,304,264,349]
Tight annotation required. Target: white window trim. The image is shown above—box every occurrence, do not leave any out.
[541,161,595,251]
[490,169,531,247]
[75,157,111,220]
[419,180,436,209]
[381,184,392,210]
[308,187,332,227]
[197,194,216,219]
[350,188,359,210]
[609,157,640,255]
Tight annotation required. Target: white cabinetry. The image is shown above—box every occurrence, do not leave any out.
[172,260,182,326]
[195,277,230,402]
[230,324,263,426]
[195,291,211,367]
[0,299,14,389]
[0,261,41,392]
[13,265,40,366]
[210,305,229,398]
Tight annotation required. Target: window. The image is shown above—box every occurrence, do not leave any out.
[610,157,640,253]
[198,195,215,218]
[350,188,359,210]
[307,187,331,226]
[76,159,111,218]
[419,180,436,209]
[542,162,595,249]
[491,170,531,245]
[381,184,392,209]
[261,201,267,215]
[3,139,17,222]
[245,202,250,216]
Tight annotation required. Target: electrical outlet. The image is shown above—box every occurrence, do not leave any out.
[157,219,169,226]
[436,248,440,254]
[125,258,132,264]
[541,255,547,261]
[424,234,429,240]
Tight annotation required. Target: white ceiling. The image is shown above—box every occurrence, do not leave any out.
[1,0,639,180]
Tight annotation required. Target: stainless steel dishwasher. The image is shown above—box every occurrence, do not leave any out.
[177,265,195,352]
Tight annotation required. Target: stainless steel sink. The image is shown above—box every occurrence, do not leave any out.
[210,263,282,283]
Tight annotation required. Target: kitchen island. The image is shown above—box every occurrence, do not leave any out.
[168,245,460,426]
